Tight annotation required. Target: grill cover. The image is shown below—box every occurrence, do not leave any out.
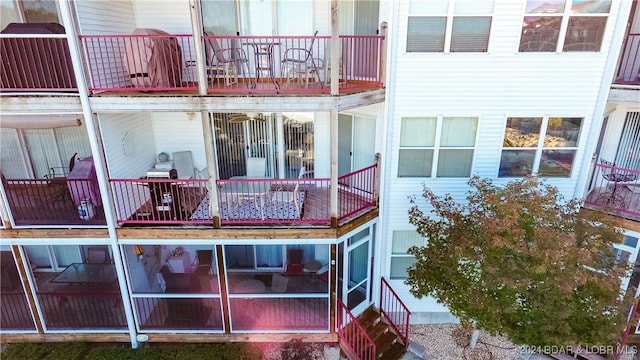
[123,28,183,88]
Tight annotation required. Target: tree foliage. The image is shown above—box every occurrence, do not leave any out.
[406,176,633,347]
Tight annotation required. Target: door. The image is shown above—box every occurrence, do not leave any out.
[245,116,274,177]
[339,0,380,78]
[352,115,376,169]
[342,227,373,314]
[338,113,376,176]
[202,0,240,36]
[338,114,353,177]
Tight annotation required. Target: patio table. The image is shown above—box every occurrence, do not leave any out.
[51,263,117,285]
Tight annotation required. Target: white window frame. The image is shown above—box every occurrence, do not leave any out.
[407,0,495,53]
[519,0,611,53]
[498,116,583,178]
[398,116,478,178]
[389,230,426,280]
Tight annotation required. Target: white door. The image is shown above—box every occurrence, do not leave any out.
[338,114,376,176]
[342,227,373,314]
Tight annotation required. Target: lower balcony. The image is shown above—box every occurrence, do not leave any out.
[583,162,640,221]
[112,164,377,227]
[2,178,107,227]
[33,270,127,330]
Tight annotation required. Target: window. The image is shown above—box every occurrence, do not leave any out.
[390,231,425,279]
[499,117,582,177]
[407,0,494,52]
[399,116,477,178]
[520,0,611,52]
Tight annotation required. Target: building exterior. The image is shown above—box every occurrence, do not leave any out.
[0,0,638,356]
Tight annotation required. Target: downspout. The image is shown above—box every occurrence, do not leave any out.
[59,1,139,349]
[574,0,634,200]
[376,0,399,310]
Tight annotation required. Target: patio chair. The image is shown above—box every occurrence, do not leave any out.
[280,30,324,88]
[246,157,267,178]
[47,152,77,179]
[194,249,213,275]
[204,32,250,87]
[86,246,109,264]
[271,273,289,293]
[270,167,305,219]
[597,158,638,207]
[285,248,304,276]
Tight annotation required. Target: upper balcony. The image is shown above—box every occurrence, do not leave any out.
[613,33,640,88]
[0,0,386,98]
[80,33,384,96]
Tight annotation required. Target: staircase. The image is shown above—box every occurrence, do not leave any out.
[340,305,407,360]
[338,278,411,360]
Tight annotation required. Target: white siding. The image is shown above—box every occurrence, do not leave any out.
[100,113,156,179]
[100,113,156,220]
[75,0,136,34]
[133,0,192,33]
[151,112,206,172]
[380,0,628,314]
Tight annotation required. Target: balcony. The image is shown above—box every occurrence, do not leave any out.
[79,34,384,95]
[0,31,77,93]
[613,33,640,87]
[2,178,107,227]
[583,163,640,221]
[111,164,377,227]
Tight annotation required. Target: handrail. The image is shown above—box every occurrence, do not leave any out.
[337,299,376,360]
[614,33,640,85]
[615,297,640,360]
[337,163,378,221]
[583,163,640,219]
[380,277,411,347]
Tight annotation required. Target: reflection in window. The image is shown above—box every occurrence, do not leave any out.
[520,0,610,52]
[499,117,582,178]
[563,16,607,51]
[503,117,542,147]
[499,150,536,177]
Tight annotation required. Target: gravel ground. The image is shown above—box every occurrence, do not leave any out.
[409,324,522,360]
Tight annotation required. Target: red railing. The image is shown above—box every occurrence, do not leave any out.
[81,34,197,92]
[216,177,331,225]
[615,297,640,360]
[583,163,640,219]
[338,164,378,222]
[79,34,384,94]
[110,178,209,225]
[338,299,376,360]
[380,277,411,348]
[614,33,640,86]
[2,178,106,226]
[0,34,77,92]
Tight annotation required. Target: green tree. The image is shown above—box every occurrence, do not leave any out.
[406,176,633,347]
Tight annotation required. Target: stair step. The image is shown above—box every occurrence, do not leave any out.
[375,331,397,350]
[379,342,406,360]
[369,321,390,340]
[357,307,381,329]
